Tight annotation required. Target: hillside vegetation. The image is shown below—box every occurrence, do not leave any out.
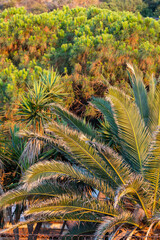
[0,6,160,123]
[1,0,160,17]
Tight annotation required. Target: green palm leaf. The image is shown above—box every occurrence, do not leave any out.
[0,125,26,167]
[114,177,150,218]
[92,143,131,185]
[25,195,116,221]
[91,97,119,141]
[0,189,29,208]
[148,84,160,133]
[40,69,67,102]
[127,64,149,126]
[46,122,119,187]
[51,104,97,139]
[18,129,79,164]
[144,127,160,214]
[108,87,150,173]
[94,212,136,240]
[18,81,51,130]
[0,179,84,209]
[22,160,112,196]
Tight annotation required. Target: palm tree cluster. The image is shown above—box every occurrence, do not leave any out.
[0,65,160,239]
[0,69,66,237]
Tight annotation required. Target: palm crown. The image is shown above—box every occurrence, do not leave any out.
[0,65,160,239]
[18,69,66,133]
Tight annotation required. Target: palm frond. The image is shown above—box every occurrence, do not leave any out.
[114,176,150,218]
[94,212,135,240]
[51,104,97,140]
[144,127,160,214]
[0,125,26,166]
[108,87,150,173]
[0,178,85,209]
[18,130,76,164]
[22,160,113,197]
[148,84,160,133]
[127,64,149,126]
[91,97,119,146]
[25,195,116,222]
[92,143,131,185]
[46,122,119,187]
[18,81,51,129]
[40,69,67,102]
[17,71,65,133]
[99,120,119,149]
[19,138,42,169]
[148,75,157,104]
[0,188,28,208]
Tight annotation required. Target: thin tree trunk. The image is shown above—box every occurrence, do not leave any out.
[0,184,7,228]
[8,205,20,240]
[59,221,66,236]
[13,204,21,240]
[13,227,19,240]
[33,222,42,240]
[27,223,34,240]
[27,222,42,240]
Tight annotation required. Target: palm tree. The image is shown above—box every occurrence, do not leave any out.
[0,70,66,239]
[1,65,160,239]
[18,69,66,166]
[18,69,66,134]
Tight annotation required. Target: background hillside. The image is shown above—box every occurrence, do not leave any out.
[1,0,160,17]
[0,6,160,126]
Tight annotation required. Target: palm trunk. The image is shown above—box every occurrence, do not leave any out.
[13,204,21,240]
[27,222,42,240]
[27,224,34,240]
[0,184,7,228]
[59,221,66,236]
[13,227,19,240]
[33,222,42,240]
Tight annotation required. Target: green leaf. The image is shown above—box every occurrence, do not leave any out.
[127,64,149,126]
[22,160,112,196]
[46,122,119,187]
[0,180,83,209]
[25,195,116,222]
[144,127,160,213]
[95,212,135,240]
[94,143,131,185]
[91,97,119,147]
[148,84,160,133]
[51,104,97,140]
[114,177,150,218]
[108,87,150,173]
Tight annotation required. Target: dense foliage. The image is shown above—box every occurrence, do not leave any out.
[1,0,160,17]
[102,0,160,17]
[0,6,160,122]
